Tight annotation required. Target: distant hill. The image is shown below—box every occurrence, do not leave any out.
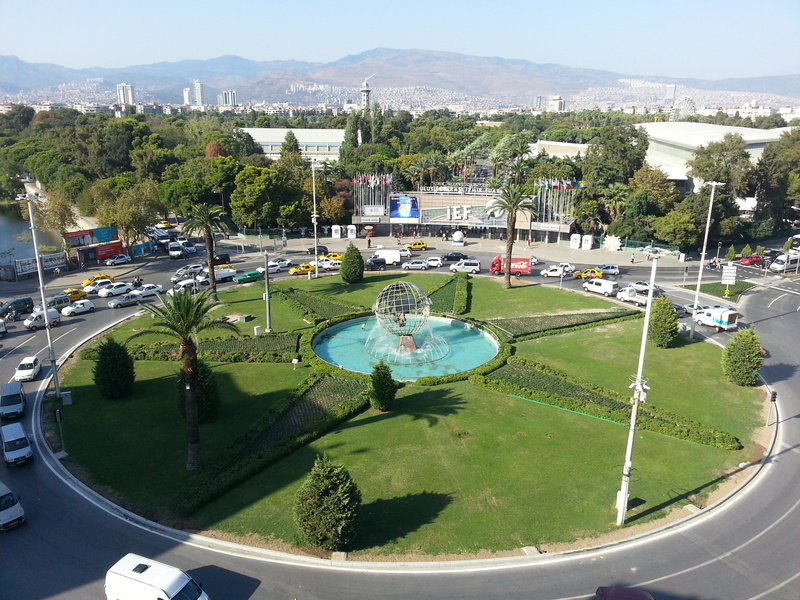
[1,49,799,105]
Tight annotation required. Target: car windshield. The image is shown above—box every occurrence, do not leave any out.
[173,579,203,600]
[0,492,18,511]
[0,395,21,407]
[18,363,34,371]
[4,438,29,452]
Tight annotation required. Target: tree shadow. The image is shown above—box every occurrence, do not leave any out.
[353,491,453,550]
[338,387,467,432]
[760,361,797,383]
[190,565,261,600]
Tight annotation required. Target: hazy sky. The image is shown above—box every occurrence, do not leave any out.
[1,0,797,79]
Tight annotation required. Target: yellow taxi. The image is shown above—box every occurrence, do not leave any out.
[81,273,116,287]
[289,263,316,276]
[157,220,172,228]
[324,252,343,261]
[63,288,87,302]
[573,268,604,280]
[405,240,428,251]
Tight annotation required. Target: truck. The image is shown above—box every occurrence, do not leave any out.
[616,286,650,306]
[105,553,209,600]
[195,266,236,285]
[489,256,535,276]
[693,307,739,331]
[372,248,402,266]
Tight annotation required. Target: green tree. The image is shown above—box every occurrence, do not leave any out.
[96,179,161,252]
[294,455,362,551]
[649,297,679,348]
[650,209,699,248]
[581,124,648,189]
[721,328,764,386]
[280,131,301,158]
[369,360,397,411]
[181,203,230,301]
[229,165,282,227]
[340,243,364,284]
[175,359,220,424]
[486,183,536,289]
[628,164,680,215]
[133,291,239,470]
[741,243,752,257]
[600,182,629,222]
[33,192,78,251]
[371,102,384,144]
[688,134,753,215]
[92,338,135,400]
[726,244,737,261]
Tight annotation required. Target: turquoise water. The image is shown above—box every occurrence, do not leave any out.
[312,316,499,381]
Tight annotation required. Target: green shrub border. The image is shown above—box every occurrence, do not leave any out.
[172,374,370,516]
[511,310,643,342]
[473,356,741,450]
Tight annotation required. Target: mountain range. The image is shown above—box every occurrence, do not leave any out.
[2,48,799,107]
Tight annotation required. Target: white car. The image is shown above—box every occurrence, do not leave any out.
[597,264,620,276]
[402,259,429,270]
[270,258,293,268]
[309,257,334,268]
[61,299,96,316]
[131,283,163,298]
[171,264,205,283]
[426,256,444,268]
[398,247,412,258]
[98,282,133,298]
[540,266,565,278]
[104,254,131,266]
[14,356,41,382]
[256,264,282,274]
[83,279,115,294]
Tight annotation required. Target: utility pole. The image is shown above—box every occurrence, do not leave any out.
[690,182,724,341]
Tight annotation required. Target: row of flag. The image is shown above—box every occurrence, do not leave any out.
[534,179,586,190]
[352,174,393,187]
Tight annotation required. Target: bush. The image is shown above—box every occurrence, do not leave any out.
[369,360,397,411]
[741,243,752,257]
[340,243,364,284]
[726,244,737,261]
[92,338,135,399]
[294,455,361,551]
[649,296,679,348]
[176,360,220,423]
[721,328,764,386]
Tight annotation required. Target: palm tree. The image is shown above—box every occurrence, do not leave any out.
[182,203,229,301]
[132,291,239,470]
[601,183,630,222]
[487,183,536,289]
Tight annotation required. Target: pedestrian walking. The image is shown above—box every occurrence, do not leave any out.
[630,253,635,264]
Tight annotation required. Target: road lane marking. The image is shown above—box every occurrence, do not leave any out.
[768,293,788,308]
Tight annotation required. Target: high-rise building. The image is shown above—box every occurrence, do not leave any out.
[546,95,565,112]
[116,83,135,105]
[192,80,205,105]
[182,88,191,105]
[218,89,237,106]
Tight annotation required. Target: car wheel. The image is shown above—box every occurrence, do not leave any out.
[88,307,95,313]
[423,266,428,270]
[30,325,38,331]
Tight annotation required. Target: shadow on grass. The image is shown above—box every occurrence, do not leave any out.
[353,491,453,550]
[339,387,467,431]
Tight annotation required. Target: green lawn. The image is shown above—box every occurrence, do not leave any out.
[57,272,764,555]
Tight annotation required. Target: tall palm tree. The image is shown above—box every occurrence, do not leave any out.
[487,183,536,289]
[601,182,630,222]
[182,203,229,301]
[131,291,239,470]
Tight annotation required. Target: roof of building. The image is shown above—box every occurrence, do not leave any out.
[638,122,793,148]
[240,127,345,145]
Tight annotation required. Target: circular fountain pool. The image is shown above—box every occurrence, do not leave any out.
[312,316,499,381]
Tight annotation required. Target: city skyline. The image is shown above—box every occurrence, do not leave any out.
[1,0,798,80]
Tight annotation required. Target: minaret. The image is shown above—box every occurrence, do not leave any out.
[360,74,374,111]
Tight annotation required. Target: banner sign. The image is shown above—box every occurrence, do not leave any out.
[389,195,419,223]
[14,252,67,276]
[64,226,119,247]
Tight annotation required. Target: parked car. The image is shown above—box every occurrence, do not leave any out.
[61,299,96,316]
[256,264,282,274]
[739,254,764,267]
[573,268,604,279]
[233,270,265,283]
[130,284,163,299]
[81,273,115,287]
[597,264,620,276]
[405,240,427,251]
[108,293,140,309]
[442,252,470,262]
[104,254,131,266]
[306,245,328,255]
[83,279,115,294]
[426,256,444,268]
[364,257,387,271]
[62,288,87,302]
[401,259,429,270]
[98,282,133,298]
[168,242,187,259]
[289,263,316,275]
[14,357,41,382]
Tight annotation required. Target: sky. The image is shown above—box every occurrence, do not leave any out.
[1,0,798,79]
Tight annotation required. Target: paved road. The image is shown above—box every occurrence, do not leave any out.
[1,238,798,599]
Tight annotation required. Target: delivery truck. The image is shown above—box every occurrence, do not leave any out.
[105,553,210,600]
[489,256,535,276]
[693,307,739,331]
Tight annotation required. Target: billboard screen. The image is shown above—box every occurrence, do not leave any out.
[389,195,419,222]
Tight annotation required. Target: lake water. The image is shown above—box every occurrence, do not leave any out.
[0,201,61,264]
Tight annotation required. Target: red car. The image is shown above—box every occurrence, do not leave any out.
[739,254,764,267]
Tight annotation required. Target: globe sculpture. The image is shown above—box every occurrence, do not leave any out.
[366,282,448,364]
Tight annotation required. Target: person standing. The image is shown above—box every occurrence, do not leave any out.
[630,253,635,264]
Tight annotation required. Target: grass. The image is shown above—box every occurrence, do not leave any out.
[56,273,765,555]
[679,280,755,302]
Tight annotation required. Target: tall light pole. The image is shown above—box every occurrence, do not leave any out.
[311,160,319,278]
[690,181,724,341]
[263,251,272,333]
[615,256,659,526]
[18,193,62,399]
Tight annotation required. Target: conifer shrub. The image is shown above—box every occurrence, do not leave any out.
[369,360,397,411]
[721,328,764,386]
[340,243,364,284]
[649,296,679,348]
[92,338,135,399]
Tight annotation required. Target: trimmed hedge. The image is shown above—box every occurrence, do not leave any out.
[172,374,370,516]
[278,287,366,320]
[489,308,639,338]
[476,357,741,450]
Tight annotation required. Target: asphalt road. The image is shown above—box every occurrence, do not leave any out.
[1,247,798,599]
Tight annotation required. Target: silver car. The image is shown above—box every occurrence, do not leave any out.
[402,259,429,270]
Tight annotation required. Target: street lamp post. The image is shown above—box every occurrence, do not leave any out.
[18,193,62,399]
[263,251,272,333]
[716,241,722,262]
[690,182,724,341]
[311,161,319,279]
[615,255,658,526]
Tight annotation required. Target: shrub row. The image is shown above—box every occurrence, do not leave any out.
[279,287,366,320]
[452,272,470,314]
[510,310,642,342]
[476,357,741,450]
[427,279,457,313]
[489,309,638,338]
[171,374,370,516]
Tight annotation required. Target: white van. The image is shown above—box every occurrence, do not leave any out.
[582,278,620,297]
[105,553,210,600]
[168,242,186,259]
[769,252,800,273]
[450,259,481,274]
[0,382,26,420]
[23,308,61,331]
[372,248,402,265]
[0,481,25,530]
[167,279,199,296]
[1,422,33,467]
